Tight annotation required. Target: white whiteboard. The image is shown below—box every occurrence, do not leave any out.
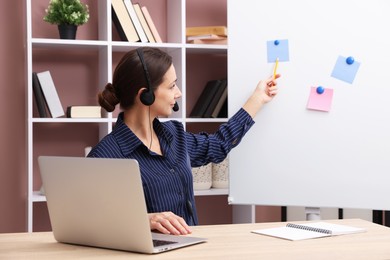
[228,0,390,210]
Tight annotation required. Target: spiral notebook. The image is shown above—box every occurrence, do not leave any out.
[252,222,366,241]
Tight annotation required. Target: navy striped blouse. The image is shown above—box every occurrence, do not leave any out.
[87,108,254,225]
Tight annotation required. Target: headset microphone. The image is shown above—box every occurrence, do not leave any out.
[173,102,179,112]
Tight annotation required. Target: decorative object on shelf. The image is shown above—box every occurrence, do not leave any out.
[192,163,212,190]
[212,157,229,188]
[43,0,90,39]
[57,24,78,39]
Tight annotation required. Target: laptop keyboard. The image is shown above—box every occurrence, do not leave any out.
[153,239,178,247]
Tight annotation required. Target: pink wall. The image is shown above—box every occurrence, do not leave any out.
[0,1,28,232]
[0,0,280,233]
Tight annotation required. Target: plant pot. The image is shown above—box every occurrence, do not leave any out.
[58,24,78,39]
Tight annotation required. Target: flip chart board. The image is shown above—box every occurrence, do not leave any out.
[228,0,390,210]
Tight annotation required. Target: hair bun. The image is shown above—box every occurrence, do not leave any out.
[98,83,119,112]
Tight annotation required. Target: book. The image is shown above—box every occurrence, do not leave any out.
[36,71,65,118]
[133,3,155,43]
[111,0,140,42]
[187,34,227,41]
[32,72,49,118]
[66,106,102,118]
[216,98,228,118]
[251,222,366,241]
[189,79,222,118]
[187,38,228,45]
[141,6,162,43]
[186,26,228,37]
[211,81,228,118]
[204,79,227,118]
[187,34,227,45]
[123,0,148,43]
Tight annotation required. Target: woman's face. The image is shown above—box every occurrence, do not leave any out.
[153,64,182,117]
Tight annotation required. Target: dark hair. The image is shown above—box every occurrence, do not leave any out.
[98,47,173,112]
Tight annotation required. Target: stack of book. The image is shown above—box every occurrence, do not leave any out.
[189,79,228,118]
[33,71,64,118]
[186,26,227,45]
[112,0,162,43]
[32,71,102,119]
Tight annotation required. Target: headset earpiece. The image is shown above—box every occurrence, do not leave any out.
[140,88,155,106]
[136,48,155,106]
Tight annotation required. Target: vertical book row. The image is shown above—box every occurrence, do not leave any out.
[189,79,228,118]
[111,0,162,43]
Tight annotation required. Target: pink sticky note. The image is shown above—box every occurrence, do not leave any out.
[307,86,334,112]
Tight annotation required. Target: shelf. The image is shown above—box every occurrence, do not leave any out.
[31,118,112,123]
[32,191,46,202]
[185,44,228,54]
[111,42,183,52]
[31,38,108,50]
[33,188,228,202]
[185,118,228,123]
[194,188,228,196]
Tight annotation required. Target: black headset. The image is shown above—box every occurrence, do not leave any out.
[136,47,179,111]
[136,48,155,106]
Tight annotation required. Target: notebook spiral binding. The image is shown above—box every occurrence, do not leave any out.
[286,223,332,234]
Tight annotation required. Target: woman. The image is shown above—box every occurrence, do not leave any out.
[88,47,279,235]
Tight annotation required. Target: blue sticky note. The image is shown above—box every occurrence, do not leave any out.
[267,39,289,62]
[331,55,360,84]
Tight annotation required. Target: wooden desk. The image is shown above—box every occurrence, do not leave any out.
[1,219,390,259]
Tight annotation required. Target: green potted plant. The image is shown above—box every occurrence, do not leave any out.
[43,0,90,39]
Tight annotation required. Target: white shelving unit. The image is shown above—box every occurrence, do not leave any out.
[26,0,228,232]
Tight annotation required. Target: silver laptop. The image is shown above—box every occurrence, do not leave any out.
[38,156,206,254]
